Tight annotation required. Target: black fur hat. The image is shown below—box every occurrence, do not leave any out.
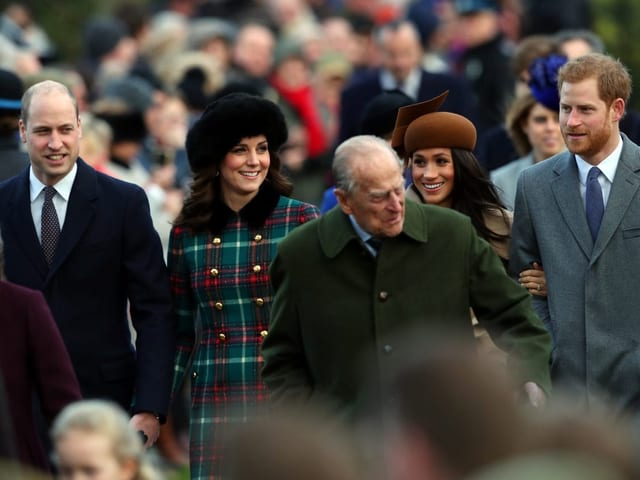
[186,92,288,173]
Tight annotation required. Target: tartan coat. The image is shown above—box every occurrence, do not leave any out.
[262,200,552,414]
[168,185,319,480]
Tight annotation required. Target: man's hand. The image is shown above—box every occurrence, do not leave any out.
[130,412,161,448]
[522,381,547,408]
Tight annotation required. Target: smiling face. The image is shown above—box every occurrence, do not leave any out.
[559,77,623,165]
[219,134,270,211]
[20,86,81,186]
[522,103,564,162]
[410,147,455,208]
[335,148,405,238]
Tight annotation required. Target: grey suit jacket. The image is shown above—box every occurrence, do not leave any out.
[510,133,640,414]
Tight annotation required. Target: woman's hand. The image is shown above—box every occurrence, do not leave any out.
[519,262,547,297]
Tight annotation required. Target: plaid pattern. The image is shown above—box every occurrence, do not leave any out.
[168,196,319,479]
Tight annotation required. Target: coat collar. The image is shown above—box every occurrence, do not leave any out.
[551,133,640,261]
[209,182,280,234]
[318,200,429,258]
[5,158,98,282]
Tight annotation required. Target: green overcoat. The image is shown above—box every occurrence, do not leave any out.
[262,200,552,412]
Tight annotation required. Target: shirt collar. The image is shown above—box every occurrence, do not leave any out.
[29,162,78,201]
[348,214,374,243]
[379,68,421,100]
[575,135,621,186]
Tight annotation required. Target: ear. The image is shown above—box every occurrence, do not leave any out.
[18,119,26,143]
[611,98,625,122]
[77,116,82,139]
[334,188,353,215]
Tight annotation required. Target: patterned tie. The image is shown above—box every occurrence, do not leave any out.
[41,186,60,265]
[585,167,604,241]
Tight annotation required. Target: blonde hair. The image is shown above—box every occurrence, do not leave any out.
[51,400,162,480]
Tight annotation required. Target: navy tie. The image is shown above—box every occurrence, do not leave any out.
[41,186,60,265]
[366,237,382,256]
[585,167,604,241]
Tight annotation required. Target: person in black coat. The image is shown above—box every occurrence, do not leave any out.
[0,80,175,449]
[337,20,475,144]
[0,68,29,181]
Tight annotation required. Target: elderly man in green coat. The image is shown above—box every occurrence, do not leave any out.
[262,135,551,414]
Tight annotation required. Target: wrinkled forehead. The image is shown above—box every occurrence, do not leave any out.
[352,153,404,191]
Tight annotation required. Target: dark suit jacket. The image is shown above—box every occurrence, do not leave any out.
[0,159,175,418]
[0,281,81,471]
[337,68,476,144]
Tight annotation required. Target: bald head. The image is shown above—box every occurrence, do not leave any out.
[21,80,78,126]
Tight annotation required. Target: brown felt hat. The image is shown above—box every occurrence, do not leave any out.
[391,90,477,157]
[391,90,448,155]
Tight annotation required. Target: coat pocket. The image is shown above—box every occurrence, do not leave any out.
[622,227,640,239]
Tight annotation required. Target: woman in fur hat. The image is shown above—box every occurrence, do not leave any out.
[168,92,319,479]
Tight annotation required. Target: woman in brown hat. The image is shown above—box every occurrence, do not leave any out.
[392,94,547,355]
[392,93,513,265]
[168,92,319,479]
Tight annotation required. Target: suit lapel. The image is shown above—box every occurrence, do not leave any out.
[47,159,97,279]
[591,137,640,263]
[550,154,592,259]
[6,169,49,278]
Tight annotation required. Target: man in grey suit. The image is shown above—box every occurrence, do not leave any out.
[510,53,640,417]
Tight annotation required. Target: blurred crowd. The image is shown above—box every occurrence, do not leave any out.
[0,0,596,233]
[7,0,640,479]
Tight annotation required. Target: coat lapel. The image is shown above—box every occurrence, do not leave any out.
[47,159,97,280]
[6,169,49,277]
[591,136,640,263]
[550,154,592,259]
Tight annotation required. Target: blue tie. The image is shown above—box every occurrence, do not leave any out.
[586,167,604,241]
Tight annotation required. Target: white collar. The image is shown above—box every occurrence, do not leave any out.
[575,135,622,186]
[29,162,78,201]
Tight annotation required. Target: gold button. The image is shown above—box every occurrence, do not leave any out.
[252,265,261,273]
[192,371,197,378]
[212,237,221,245]
[255,298,264,306]
[218,333,226,341]
[209,268,219,277]
[254,234,263,242]
[215,301,223,310]
[260,330,268,338]
[378,291,389,301]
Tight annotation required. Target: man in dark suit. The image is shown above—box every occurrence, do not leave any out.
[0,80,175,447]
[337,20,475,144]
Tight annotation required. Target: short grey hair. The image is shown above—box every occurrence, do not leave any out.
[332,135,402,194]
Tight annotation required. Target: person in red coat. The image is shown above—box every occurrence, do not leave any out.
[0,228,81,472]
